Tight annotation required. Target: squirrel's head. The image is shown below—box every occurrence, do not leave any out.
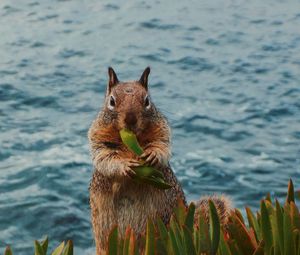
[103,67,155,133]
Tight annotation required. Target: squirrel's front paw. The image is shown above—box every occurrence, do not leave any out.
[121,159,140,177]
[141,148,167,168]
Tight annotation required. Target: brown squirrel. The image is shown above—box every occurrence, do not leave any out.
[88,67,231,254]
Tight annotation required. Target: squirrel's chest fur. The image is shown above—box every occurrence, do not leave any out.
[89,170,177,243]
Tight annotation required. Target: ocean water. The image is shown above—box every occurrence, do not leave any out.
[0,0,300,253]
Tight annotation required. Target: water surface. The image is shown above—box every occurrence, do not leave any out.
[1,0,300,253]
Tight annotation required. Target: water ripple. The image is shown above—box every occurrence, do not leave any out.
[1,0,300,254]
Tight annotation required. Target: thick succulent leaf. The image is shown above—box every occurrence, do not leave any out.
[119,128,172,189]
[123,227,131,255]
[286,179,295,204]
[184,202,195,232]
[156,218,169,253]
[227,240,242,255]
[41,237,48,254]
[276,199,284,254]
[291,202,300,230]
[172,220,184,251]
[198,210,211,253]
[156,218,169,242]
[61,240,73,255]
[218,229,231,255]
[246,207,261,241]
[34,240,45,255]
[169,229,181,255]
[227,214,256,255]
[108,226,118,255]
[234,209,245,225]
[284,204,293,255]
[119,128,144,156]
[261,200,273,255]
[209,200,220,255]
[145,220,155,255]
[173,200,186,226]
[266,193,272,203]
[183,225,196,255]
[4,246,13,255]
[128,231,137,255]
[193,231,200,254]
[118,238,124,255]
[141,176,173,190]
[51,242,65,255]
[293,229,300,255]
[253,240,265,255]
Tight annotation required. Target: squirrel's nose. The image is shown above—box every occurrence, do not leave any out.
[124,112,137,129]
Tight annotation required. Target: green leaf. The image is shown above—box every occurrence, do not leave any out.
[4,246,13,255]
[291,201,300,230]
[170,219,184,251]
[276,199,284,254]
[284,204,293,255]
[118,238,124,255]
[156,218,169,253]
[41,237,48,254]
[141,176,173,190]
[261,200,273,255]
[173,200,186,226]
[145,220,155,255]
[293,229,300,255]
[51,242,65,255]
[184,203,195,232]
[62,240,73,255]
[169,229,181,255]
[227,214,256,255]
[198,210,211,253]
[193,230,200,254]
[253,240,265,255]
[234,208,245,225]
[34,240,45,255]
[119,128,172,189]
[227,240,242,255]
[156,218,169,242]
[134,166,164,179]
[266,192,272,203]
[183,225,196,255]
[108,226,118,255]
[123,227,131,255]
[286,179,295,204]
[128,231,136,255]
[119,128,144,156]
[209,200,220,255]
[218,229,231,255]
[246,207,261,241]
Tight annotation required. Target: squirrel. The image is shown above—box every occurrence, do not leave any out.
[88,67,232,254]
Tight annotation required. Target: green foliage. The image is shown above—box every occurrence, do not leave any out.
[119,128,172,189]
[3,180,299,255]
[4,237,73,255]
[105,179,300,255]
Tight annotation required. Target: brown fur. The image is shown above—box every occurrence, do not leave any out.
[88,68,231,254]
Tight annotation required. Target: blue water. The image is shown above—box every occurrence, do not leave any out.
[1,0,300,253]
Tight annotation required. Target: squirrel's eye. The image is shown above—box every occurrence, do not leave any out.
[108,96,116,109]
[144,96,150,109]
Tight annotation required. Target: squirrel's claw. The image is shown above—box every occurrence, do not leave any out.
[141,150,163,167]
[121,159,140,177]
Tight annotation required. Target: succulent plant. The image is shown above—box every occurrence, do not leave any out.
[106,179,300,255]
[3,180,299,255]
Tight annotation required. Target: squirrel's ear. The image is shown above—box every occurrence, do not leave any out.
[107,67,119,92]
[139,67,150,90]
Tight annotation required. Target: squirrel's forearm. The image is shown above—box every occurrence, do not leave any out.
[92,148,124,178]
